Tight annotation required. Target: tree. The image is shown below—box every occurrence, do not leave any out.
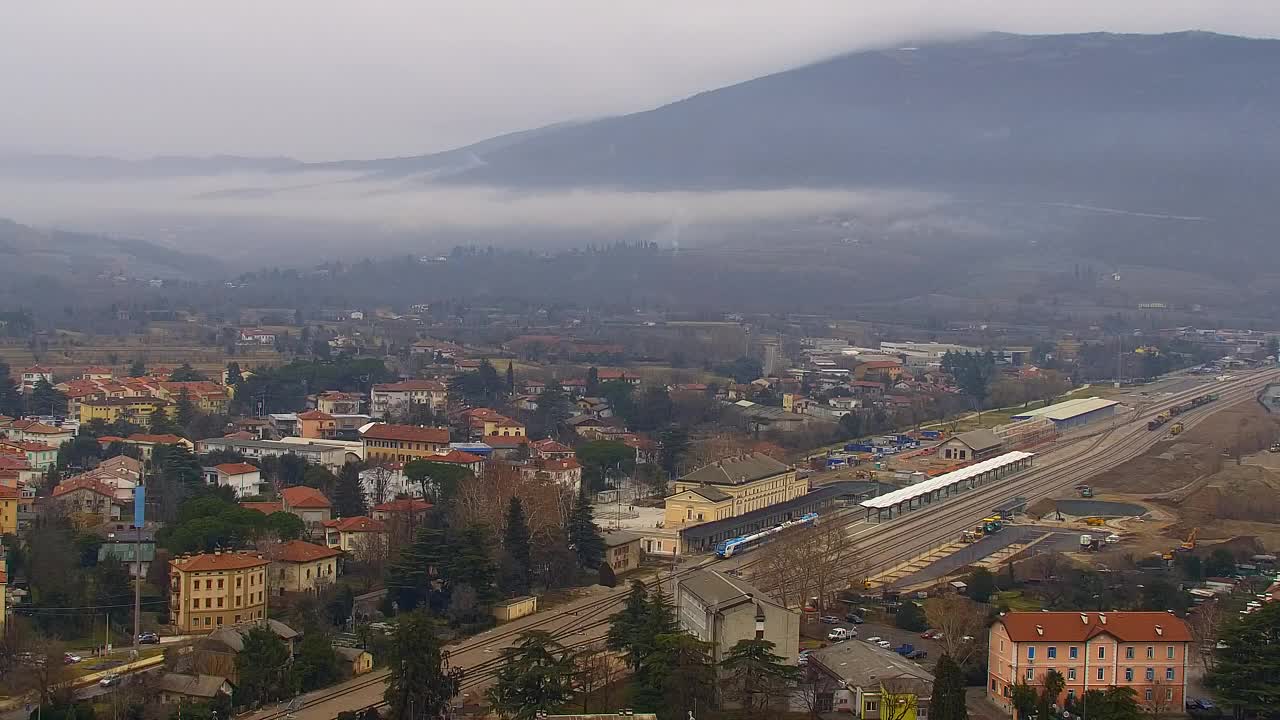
[567,491,604,571]
[175,390,198,429]
[1206,601,1280,719]
[1141,679,1175,720]
[1010,681,1039,720]
[1204,548,1236,578]
[403,460,472,503]
[586,366,600,396]
[895,600,927,631]
[291,630,340,692]
[225,362,243,386]
[658,425,690,478]
[235,626,291,707]
[924,596,987,666]
[444,524,498,621]
[1077,687,1142,720]
[968,568,997,603]
[29,378,67,416]
[505,362,515,395]
[486,631,575,720]
[332,462,368,518]
[1039,669,1066,718]
[572,643,618,713]
[881,677,925,720]
[607,580,652,671]
[0,372,22,418]
[598,562,617,588]
[128,359,146,378]
[1185,600,1221,675]
[575,440,633,491]
[501,498,532,596]
[529,382,573,440]
[719,638,802,718]
[636,633,717,720]
[169,363,206,382]
[931,654,969,720]
[383,611,462,720]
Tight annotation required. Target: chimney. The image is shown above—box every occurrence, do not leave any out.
[755,602,767,640]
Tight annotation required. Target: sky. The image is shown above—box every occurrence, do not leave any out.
[3,1,1280,161]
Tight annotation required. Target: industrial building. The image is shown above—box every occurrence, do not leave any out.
[1010,397,1120,430]
[675,569,799,665]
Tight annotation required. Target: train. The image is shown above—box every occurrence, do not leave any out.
[714,512,819,558]
[1148,393,1219,430]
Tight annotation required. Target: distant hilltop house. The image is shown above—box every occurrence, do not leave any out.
[237,329,276,345]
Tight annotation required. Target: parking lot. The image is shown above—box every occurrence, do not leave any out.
[807,619,946,669]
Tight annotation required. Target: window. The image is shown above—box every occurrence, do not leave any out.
[1048,647,1057,659]
[235,615,241,623]
[1067,690,1075,701]
[1146,646,1154,659]
[236,597,242,607]
[991,680,997,691]
[1025,668,1034,680]
[205,579,212,590]
[217,598,224,608]
[216,616,223,626]
[1167,646,1175,659]
[1166,689,1174,701]
[1098,646,1106,660]
[1070,646,1079,659]
[1097,668,1105,681]
[1000,640,1005,651]
[1166,668,1175,681]
[1028,647,1036,660]
[205,617,211,626]
[217,579,224,589]
[1125,668,1134,681]
[1067,669,1077,681]
[204,598,212,608]
[192,599,199,610]
[866,701,880,713]
[1145,668,1154,681]
[1145,689,1152,702]
[236,577,242,588]
[1125,646,1135,659]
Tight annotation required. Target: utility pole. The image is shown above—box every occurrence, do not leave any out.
[133,462,144,650]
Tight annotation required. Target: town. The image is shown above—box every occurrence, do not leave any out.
[0,307,1278,720]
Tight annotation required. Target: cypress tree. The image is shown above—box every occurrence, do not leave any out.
[567,491,604,570]
[931,653,969,720]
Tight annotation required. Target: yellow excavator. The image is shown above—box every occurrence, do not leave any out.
[1177,528,1199,552]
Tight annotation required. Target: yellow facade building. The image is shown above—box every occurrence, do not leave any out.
[360,423,450,463]
[169,551,269,633]
[0,484,19,535]
[79,397,174,425]
[663,453,806,527]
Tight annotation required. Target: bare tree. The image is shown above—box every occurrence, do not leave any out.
[1026,551,1069,582]
[880,676,926,720]
[363,462,395,506]
[751,518,865,611]
[796,665,841,718]
[924,596,987,666]
[1143,679,1175,720]
[572,642,616,713]
[1186,600,1222,674]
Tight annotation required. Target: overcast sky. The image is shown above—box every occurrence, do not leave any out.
[3,1,1279,161]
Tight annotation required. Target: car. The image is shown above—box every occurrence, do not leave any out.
[136,632,160,645]
[865,636,882,644]
[63,653,82,665]
[920,630,935,639]
[845,613,864,624]
[98,674,121,688]
[907,649,929,660]
[819,615,840,624]
[828,628,853,642]
[876,640,893,649]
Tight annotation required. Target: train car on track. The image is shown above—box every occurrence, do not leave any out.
[714,512,818,558]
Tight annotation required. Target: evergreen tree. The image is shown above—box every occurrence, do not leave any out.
[529,383,571,440]
[658,425,689,477]
[332,462,368,518]
[1208,601,1280,718]
[505,362,515,395]
[235,626,292,707]
[169,363,206,382]
[719,639,802,718]
[635,633,717,720]
[567,491,604,570]
[645,585,677,640]
[586,366,600,396]
[606,580,652,670]
[383,611,461,720]
[0,361,22,418]
[225,361,243,386]
[895,600,927,631]
[291,630,340,692]
[175,389,198,429]
[128,359,147,378]
[29,378,67,416]
[486,631,575,720]
[501,498,532,596]
[931,654,969,720]
[445,524,498,608]
[597,562,617,588]
[386,525,447,611]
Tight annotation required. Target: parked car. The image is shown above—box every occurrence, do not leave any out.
[137,632,160,645]
[876,640,893,649]
[907,649,929,660]
[919,630,936,639]
[865,636,882,644]
[819,615,840,624]
[99,674,121,688]
[828,627,852,642]
[63,653,82,665]
[1186,698,1217,711]
[845,613,864,624]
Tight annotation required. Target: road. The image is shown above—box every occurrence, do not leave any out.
[244,367,1278,720]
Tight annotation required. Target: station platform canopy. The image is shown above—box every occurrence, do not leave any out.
[859,451,1034,510]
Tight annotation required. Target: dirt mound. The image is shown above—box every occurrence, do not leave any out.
[1178,464,1280,524]
[1178,398,1280,455]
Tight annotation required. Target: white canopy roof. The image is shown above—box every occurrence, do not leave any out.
[860,450,1033,509]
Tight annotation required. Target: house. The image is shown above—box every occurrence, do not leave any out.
[664,454,805,527]
[463,408,526,439]
[190,619,300,681]
[281,486,334,527]
[238,330,276,345]
[602,531,643,575]
[336,647,374,677]
[159,382,231,414]
[807,640,934,717]
[240,500,284,515]
[988,611,1193,713]
[81,366,115,381]
[51,476,122,520]
[196,437,354,470]
[360,423,450,463]
[597,369,640,385]
[122,433,193,460]
[426,449,486,475]
[169,551,270,632]
[370,380,448,417]
[576,397,613,418]
[937,429,1004,462]
[316,391,364,415]
[270,540,341,593]
[296,410,338,439]
[97,529,156,579]
[6,420,74,447]
[520,458,582,495]
[20,365,53,393]
[675,569,800,665]
[483,434,528,459]
[0,485,18,535]
[371,497,432,523]
[854,360,905,383]
[530,438,575,460]
[79,397,175,425]
[0,441,58,470]
[209,463,266,498]
[156,674,234,705]
[322,516,386,552]
[618,433,660,465]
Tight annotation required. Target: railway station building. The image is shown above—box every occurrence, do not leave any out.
[1010,397,1120,431]
[859,451,1034,522]
[663,453,807,528]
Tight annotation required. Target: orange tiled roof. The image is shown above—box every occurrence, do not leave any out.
[275,539,341,563]
[996,611,1192,643]
[0,485,20,500]
[126,433,187,444]
[297,410,335,421]
[361,423,449,444]
[372,497,432,513]
[281,485,332,509]
[172,551,270,572]
[52,475,117,499]
[2,441,56,453]
[215,462,260,476]
[241,501,284,515]
[372,380,446,392]
[429,449,485,465]
[322,516,385,533]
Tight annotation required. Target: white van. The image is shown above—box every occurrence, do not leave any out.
[828,627,853,642]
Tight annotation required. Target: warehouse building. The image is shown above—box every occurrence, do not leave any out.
[1010,397,1120,430]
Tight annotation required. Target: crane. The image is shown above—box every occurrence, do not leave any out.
[1177,528,1199,552]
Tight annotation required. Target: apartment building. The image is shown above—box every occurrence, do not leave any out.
[988,612,1192,714]
[360,423,450,463]
[169,551,269,632]
[370,380,448,417]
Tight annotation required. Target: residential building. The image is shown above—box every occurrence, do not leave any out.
[664,454,806,527]
[322,516,386,552]
[156,674,234,705]
[597,369,640,385]
[519,458,582,495]
[97,529,156,578]
[79,397,174,425]
[938,429,1005,462]
[281,486,333,527]
[5,420,75,447]
[0,441,58,470]
[169,551,269,632]
[602,531,643,575]
[370,497,432,523]
[807,639,935,716]
[122,433,193,460]
[530,438,575,460]
[238,330,276,345]
[426,449,486,475]
[196,437,355,470]
[0,485,18,534]
[336,647,374,678]
[208,463,266,498]
[270,540,341,593]
[20,365,53,393]
[316,391,363,415]
[854,360,905,383]
[484,434,528,459]
[81,366,115,381]
[370,380,448,417]
[675,569,799,665]
[463,408,526,439]
[296,410,338,439]
[987,612,1192,713]
[191,619,299,681]
[51,476,122,520]
[360,423,450,463]
[159,382,231,414]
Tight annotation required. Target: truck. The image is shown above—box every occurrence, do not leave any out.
[1170,422,1184,436]
[1079,534,1101,552]
[1148,412,1171,431]
[828,627,853,642]
[845,443,876,453]
[1078,485,1094,498]
[895,643,915,656]
[919,430,942,441]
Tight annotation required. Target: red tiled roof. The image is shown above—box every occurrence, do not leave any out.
[52,475,117,499]
[297,410,335,421]
[426,450,485,465]
[597,369,628,379]
[172,551,270,572]
[0,455,31,470]
[215,463,260,476]
[126,433,187,445]
[531,439,573,454]
[372,498,432,513]
[0,485,20,500]
[537,458,581,472]
[372,380,446,392]
[281,485,332,509]
[275,539,341,563]
[96,436,126,444]
[241,501,284,515]
[996,612,1192,643]
[2,441,56,453]
[223,431,255,440]
[24,365,52,374]
[361,423,449,444]
[323,516,385,533]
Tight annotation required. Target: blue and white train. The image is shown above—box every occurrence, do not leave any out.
[714,512,819,558]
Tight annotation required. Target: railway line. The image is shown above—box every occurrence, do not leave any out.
[253,369,1277,720]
